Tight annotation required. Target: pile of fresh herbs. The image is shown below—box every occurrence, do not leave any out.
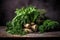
[6,6,59,35]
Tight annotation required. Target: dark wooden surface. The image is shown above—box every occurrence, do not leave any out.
[0,26,60,37]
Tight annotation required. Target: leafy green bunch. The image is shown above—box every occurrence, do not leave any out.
[38,20,59,33]
[6,6,46,35]
[6,6,59,35]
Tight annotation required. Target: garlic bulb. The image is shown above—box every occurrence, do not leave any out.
[24,24,30,28]
[31,24,37,31]
[24,28,33,33]
[31,22,35,25]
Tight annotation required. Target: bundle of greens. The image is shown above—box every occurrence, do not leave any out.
[38,20,59,33]
[6,6,46,35]
[6,6,59,35]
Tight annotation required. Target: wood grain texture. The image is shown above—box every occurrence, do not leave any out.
[0,26,60,37]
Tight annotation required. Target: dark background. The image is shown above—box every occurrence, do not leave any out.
[0,0,60,26]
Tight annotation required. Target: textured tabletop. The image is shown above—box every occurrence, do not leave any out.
[0,26,60,37]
